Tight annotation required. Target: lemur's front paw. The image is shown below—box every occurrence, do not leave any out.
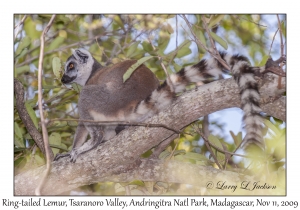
[53,149,80,163]
[69,149,80,163]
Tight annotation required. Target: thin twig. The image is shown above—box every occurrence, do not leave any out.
[202,16,218,53]
[35,14,56,196]
[125,186,131,195]
[16,33,110,67]
[148,38,174,92]
[14,152,24,161]
[48,118,182,134]
[238,16,267,28]
[276,15,285,89]
[167,134,180,161]
[14,15,27,29]
[65,104,78,116]
[201,15,230,73]
[194,125,222,169]
[181,15,209,52]
[167,38,191,67]
[181,15,231,71]
[150,133,178,158]
[33,89,70,110]
[176,15,178,49]
[268,28,279,56]
[95,36,110,61]
[14,15,27,41]
[45,92,78,110]
[24,30,64,56]
[194,125,252,159]
[276,15,284,56]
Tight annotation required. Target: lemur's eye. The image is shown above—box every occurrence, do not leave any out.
[69,63,74,69]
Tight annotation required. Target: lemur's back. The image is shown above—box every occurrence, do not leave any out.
[80,60,160,120]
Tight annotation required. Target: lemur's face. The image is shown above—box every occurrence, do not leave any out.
[61,49,94,86]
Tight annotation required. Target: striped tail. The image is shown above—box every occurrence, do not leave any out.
[132,52,264,150]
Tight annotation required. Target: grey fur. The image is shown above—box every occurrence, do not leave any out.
[54,49,266,162]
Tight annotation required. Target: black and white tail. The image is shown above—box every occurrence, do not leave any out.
[132,52,264,150]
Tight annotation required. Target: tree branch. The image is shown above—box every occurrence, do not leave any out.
[14,73,285,195]
[14,79,46,156]
[16,158,264,195]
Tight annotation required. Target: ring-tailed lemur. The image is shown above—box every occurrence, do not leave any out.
[54,48,273,162]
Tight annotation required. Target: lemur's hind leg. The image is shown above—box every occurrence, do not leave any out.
[54,122,89,161]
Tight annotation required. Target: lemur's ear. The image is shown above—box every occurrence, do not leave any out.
[73,49,89,63]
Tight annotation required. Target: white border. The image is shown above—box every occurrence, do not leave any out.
[3,1,298,209]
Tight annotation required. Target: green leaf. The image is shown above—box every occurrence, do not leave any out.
[60,132,72,138]
[174,154,193,163]
[173,149,186,156]
[14,147,26,153]
[208,135,225,162]
[43,85,58,90]
[173,63,182,72]
[176,45,192,58]
[14,135,25,148]
[208,134,223,149]
[127,180,145,187]
[14,123,25,148]
[23,133,33,140]
[141,41,153,53]
[230,131,243,147]
[16,36,31,55]
[196,160,207,165]
[113,15,124,29]
[210,31,228,50]
[67,120,78,127]
[49,143,68,152]
[52,57,62,79]
[184,152,207,161]
[48,36,64,51]
[25,101,38,129]
[126,41,140,58]
[14,123,22,139]
[49,132,62,156]
[60,143,68,150]
[157,32,170,55]
[215,152,225,164]
[193,27,207,53]
[14,156,27,169]
[24,17,41,40]
[71,83,82,92]
[68,145,73,151]
[34,154,45,165]
[15,48,28,60]
[165,40,192,60]
[159,150,171,159]
[123,56,154,82]
[15,65,30,77]
[264,119,281,137]
[128,50,144,59]
[165,23,174,34]
[208,15,225,28]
